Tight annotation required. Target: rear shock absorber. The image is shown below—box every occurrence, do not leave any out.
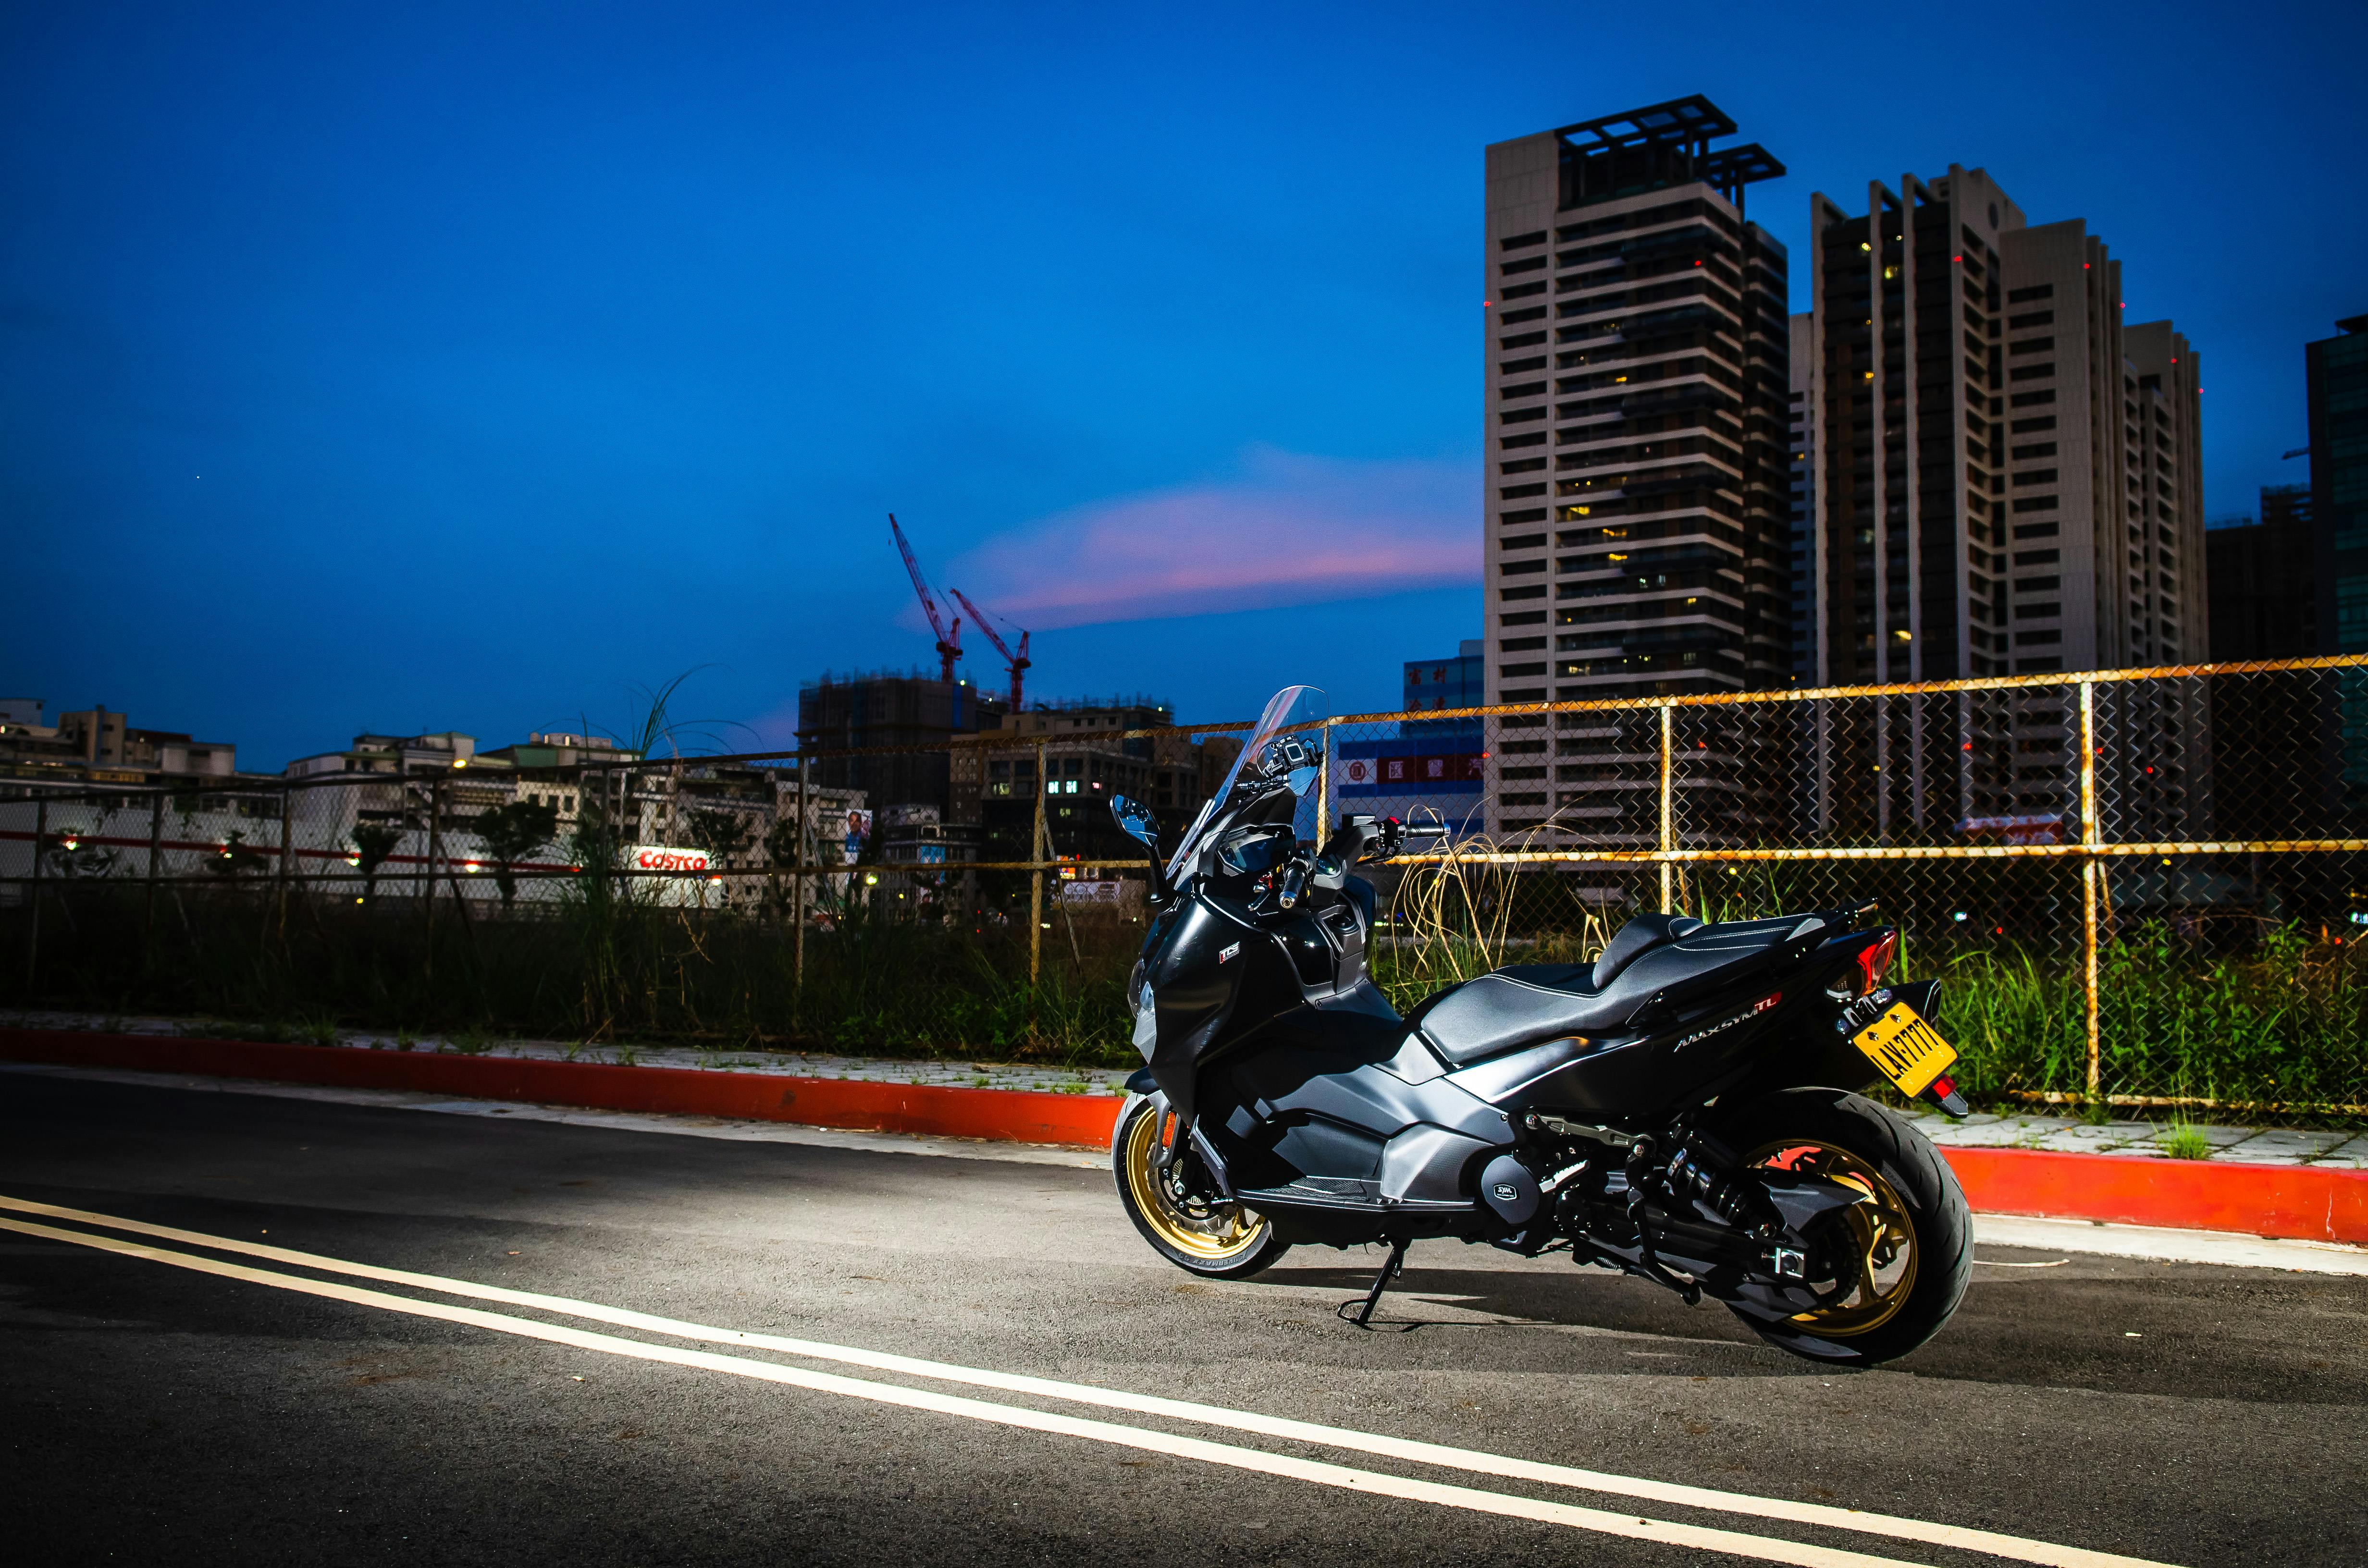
[1664,1128,1776,1238]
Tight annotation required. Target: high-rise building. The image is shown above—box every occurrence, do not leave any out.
[2310,315,2368,660]
[2207,487,2323,844]
[2208,486,2317,662]
[2307,315,2368,824]
[1787,313,1818,681]
[1481,97,1792,837]
[1333,643,1488,837]
[1801,167,2205,837]
[1402,641,1484,718]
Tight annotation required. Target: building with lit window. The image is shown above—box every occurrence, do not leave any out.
[1801,167,2205,840]
[1787,313,1817,680]
[1481,96,1793,840]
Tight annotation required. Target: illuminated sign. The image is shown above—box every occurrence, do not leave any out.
[628,845,713,873]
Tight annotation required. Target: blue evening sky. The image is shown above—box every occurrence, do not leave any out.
[4,1,2361,766]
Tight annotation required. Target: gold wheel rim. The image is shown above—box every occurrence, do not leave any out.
[1745,1138,1917,1337]
[1122,1105,1270,1263]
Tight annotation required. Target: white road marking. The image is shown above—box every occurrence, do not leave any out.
[12,1064,2366,1274]
[1,1212,1918,1568]
[1,1194,2176,1568]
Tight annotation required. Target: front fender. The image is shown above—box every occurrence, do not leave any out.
[1111,1089,1153,1162]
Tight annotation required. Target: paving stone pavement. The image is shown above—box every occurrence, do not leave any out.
[1897,1107,2368,1167]
[10,1009,2364,1163]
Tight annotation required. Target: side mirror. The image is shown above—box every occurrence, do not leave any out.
[1110,795,1160,849]
[1110,795,1168,905]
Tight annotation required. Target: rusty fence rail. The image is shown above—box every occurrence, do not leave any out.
[3,656,2365,1109]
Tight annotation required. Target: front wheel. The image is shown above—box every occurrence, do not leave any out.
[1714,1088,1972,1368]
[1112,1095,1289,1280]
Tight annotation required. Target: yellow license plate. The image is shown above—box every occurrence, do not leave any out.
[1852,1003,1958,1096]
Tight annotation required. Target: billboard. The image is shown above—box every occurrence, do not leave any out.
[1336,744,1485,797]
[840,808,873,864]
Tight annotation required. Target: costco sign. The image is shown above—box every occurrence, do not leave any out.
[629,845,713,873]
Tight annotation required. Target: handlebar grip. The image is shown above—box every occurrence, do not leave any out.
[1277,859,1308,909]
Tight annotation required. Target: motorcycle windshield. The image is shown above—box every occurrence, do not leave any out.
[1164,685,1325,883]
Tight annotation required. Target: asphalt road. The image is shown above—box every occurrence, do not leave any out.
[2,1074,2363,1568]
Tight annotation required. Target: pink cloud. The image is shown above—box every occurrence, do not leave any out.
[944,447,1480,628]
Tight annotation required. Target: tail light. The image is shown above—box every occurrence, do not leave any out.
[1855,931,1897,994]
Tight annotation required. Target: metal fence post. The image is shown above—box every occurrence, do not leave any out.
[1657,701,1675,914]
[2078,679,2101,1102]
[142,792,163,953]
[792,755,808,1029]
[276,782,295,939]
[1316,719,1332,848]
[423,778,442,970]
[25,796,46,991]
[1029,738,1047,987]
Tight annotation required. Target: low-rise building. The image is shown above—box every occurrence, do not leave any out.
[963,698,1246,879]
[0,700,242,789]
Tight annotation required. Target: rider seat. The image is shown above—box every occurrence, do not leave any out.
[1410,914,1813,1067]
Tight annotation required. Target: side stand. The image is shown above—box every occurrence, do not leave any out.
[1339,1237,1409,1329]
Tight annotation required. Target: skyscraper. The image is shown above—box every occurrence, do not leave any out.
[1787,312,1817,681]
[2207,486,2316,663]
[2306,314,2368,822]
[1480,97,1792,837]
[2207,486,2322,844]
[1801,167,2205,836]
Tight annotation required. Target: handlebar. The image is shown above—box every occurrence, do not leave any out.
[1276,857,1309,910]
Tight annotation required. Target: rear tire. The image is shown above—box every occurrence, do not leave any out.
[1112,1095,1290,1280]
[1713,1088,1971,1368]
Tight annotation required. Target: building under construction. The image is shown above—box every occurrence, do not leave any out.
[795,672,1007,829]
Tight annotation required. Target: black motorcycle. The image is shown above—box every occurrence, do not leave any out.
[1106,686,1974,1368]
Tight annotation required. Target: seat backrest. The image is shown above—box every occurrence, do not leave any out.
[1590,913,1704,990]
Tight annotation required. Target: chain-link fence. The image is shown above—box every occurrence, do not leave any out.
[3,659,2363,1111]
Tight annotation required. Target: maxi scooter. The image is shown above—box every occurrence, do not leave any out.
[1106,686,1974,1367]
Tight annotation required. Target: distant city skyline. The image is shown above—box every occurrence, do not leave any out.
[4,2,2360,767]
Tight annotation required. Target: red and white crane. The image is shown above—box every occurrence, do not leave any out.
[949,588,1031,713]
[887,514,962,683]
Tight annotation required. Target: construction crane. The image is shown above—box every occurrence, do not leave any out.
[949,589,1031,713]
[888,514,962,683]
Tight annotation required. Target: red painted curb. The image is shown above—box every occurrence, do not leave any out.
[6,1028,2364,1244]
[0,1029,1123,1151]
[1940,1145,2368,1246]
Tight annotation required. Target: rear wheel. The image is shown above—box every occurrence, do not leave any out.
[1714,1088,1971,1368]
[1113,1096,1289,1280]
